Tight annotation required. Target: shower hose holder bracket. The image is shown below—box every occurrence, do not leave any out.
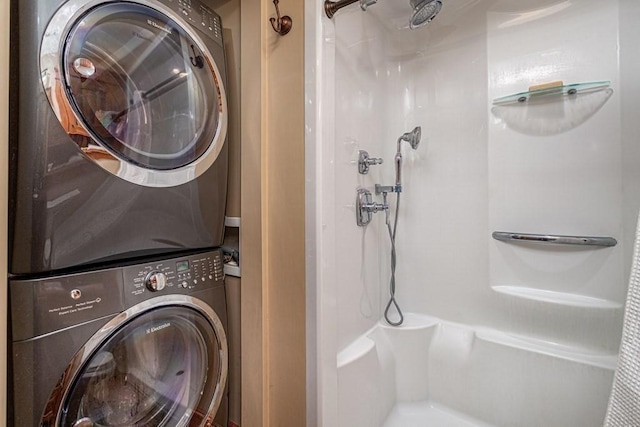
[375,183,402,194]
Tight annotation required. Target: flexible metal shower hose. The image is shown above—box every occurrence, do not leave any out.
[384,192,404,326]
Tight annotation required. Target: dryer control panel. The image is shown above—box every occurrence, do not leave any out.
[123,249,224,305]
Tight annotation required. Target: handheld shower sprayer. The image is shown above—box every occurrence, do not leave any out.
[398,126,422,152]
[394,126,421,190]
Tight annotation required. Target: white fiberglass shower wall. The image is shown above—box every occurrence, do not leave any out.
[305,0,640,426]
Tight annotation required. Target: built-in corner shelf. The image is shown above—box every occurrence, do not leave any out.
[491,285,622,309]
[337,335,376,369]
[224,216,241,277]
[492,81,611,105]
[475,326,618,370]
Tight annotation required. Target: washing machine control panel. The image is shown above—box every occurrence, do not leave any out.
[124,250,224,302]
[163,0,223,45]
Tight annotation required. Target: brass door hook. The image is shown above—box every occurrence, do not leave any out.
[270,0,292,36]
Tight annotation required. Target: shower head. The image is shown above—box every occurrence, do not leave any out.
[399,126,421,151]
[409,0,442,29]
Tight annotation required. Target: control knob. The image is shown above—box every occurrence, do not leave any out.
[145,271,167,292]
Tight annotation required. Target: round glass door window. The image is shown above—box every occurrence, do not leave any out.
[58,1,225,171]
[59,306,224,426]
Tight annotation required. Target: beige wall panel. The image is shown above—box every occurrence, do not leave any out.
[265,0,306,425]
[1,0,9,422]
[241,0,306,425]
[240,0,267,425]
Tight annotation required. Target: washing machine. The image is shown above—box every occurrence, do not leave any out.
[9,249,228,427]
[10,0,229,275]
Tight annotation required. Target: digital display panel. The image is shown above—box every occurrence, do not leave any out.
[176,260,190,272]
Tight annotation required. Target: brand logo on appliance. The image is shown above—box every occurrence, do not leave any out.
[146,322,171,334]
[147,19,172,34]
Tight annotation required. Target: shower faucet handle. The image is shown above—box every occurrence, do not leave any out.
[358,150,383,174]
[356,188,387,227]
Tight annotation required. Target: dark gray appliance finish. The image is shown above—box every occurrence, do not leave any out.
[10,249,228,427]
[9,0,230,276]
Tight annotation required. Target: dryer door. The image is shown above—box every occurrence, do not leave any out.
[41,0,227,187]
[42,296,228,427]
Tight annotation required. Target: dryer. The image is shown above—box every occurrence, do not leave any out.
[10,249,228,427]
[10,0,229,275]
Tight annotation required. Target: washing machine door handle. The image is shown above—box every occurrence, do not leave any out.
[190,44,205,69]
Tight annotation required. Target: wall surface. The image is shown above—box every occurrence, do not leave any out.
[240,0,266,424]
[241,0,306,425]
[484,1,626,352]
[264,0,306,424]
[0,0,8,422]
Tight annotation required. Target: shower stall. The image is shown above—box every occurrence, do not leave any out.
[306,0,640,426]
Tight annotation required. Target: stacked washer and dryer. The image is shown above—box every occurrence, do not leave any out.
[9,0,231,425]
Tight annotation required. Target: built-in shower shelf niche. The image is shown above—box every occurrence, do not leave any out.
[491,285,622,309]
[475,327,618,370]
[492,81,611,105]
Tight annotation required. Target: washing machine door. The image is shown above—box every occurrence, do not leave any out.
[41,0,227,187]
[41,296,228,427]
